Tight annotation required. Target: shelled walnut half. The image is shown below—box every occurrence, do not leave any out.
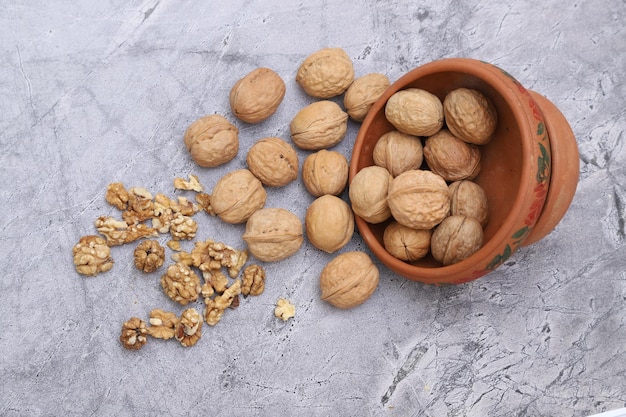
[119,317,148,350]
[160,262,202,305]
[175,308,202,347]
[72,235,114,276]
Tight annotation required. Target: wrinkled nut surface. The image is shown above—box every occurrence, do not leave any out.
[146,309,180,340]
[431,215,484,266]
[320,251,379,309]
[210,169,266,224]
[119,317,148,350]
[383,221,432,262]
[305,195,354,253]
[301,149,349,197]
[449,180,489,227]
[242,264,265,296]
[274,298,296,321]
[242,208,304,262]
[373,130,424,177]
[72,235,114,276]
[344,72,390,122]
[387,169,450,230]
[349,166,393,224]
[183,114,239,168]
[230,67,286,123]
[296,47,354,98]
[290,100,348,151]
[160,262,202,305]
[385,88,444,137]
[133,239,165,273]
[246,137,298,187]
[444,88,497,145]
[423,129,481,181]
[175,308,202,347]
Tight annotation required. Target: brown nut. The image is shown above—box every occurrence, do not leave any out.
[387,169,450,230]
[296,47,354,98]
[423,129,481,181]
[246,137,299,187]
[385,88,444,137]
[242,208,304,262]
[343,73,390,122]
[230,67,286,123]
[290,100,348,151]
[210,169,266,224]
[320,251,379,309]
[301,149,349,197]
[444,88,497,145]
[383,221,432,262]
[348,166,393,224]
[372,130,424,177]
[449,180,489,227]
[431,215,484,265]
[305,195,354,253]
[183,114,239,167]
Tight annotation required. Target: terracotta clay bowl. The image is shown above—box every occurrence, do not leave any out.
[349,58,579,285]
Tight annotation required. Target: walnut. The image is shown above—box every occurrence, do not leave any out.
[160,262,202,305]
[208,169,267,224]
[173,174,204,192]
[343,73,390,122]
[167,240,182,251]
[301,149,349,197]
[431,215,484,266]
[305,195,354,253]
[243,208,304,262]
[443,88,497,145]
[195,193,213,215]
[290,100,349,151]
[204,280,242,326]
[383,221,432,262]
[246,137,299,187]
[72,235,114,276]
[155,193,199,217]
[152,194,174,234]
[146,309,179,340]
[133,240,165,273]
[387,170,450,230]
[423,129,481,181]
[385,88,444,137]
[206,240,248,278]
[105,182,129,210]
[169,212,198,241]
[319,251,379,309]
[122,187,155,225]
[348,166,393,224]
[171,249,193,266]
[175,308,202,347]
[296,47,354,98]
[449,180,489,227]
[274,298,295,321]
[95,216,158,246]
[183,114,239,168]
[241,264,265,297]
[373,130,424,177]
[119,317,148,350]
[230,67,286,123]
[203,269,230,294]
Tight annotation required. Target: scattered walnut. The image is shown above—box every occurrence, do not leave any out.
[343,72,390,122]
[183,114,239,168]
[373,130,424,177]
[160,262,202,305]
[444,87,497,145]
[230,67,286,123]
[348,166,393,224]
[173,174,204,192]
[431,215,484,265]
[206,241,248,278]
[95,216,158,246]
[319,251,379,309]
[383,221,432,262]
[449,180,489,227]
[167,240,182,251]
[290,100,349,151]
[169,212,198,241]
[171,249,193,266]
[133,240,165,273]
[385,88,444,137]
[423,129,481,182]
[204,280,242,326]
[296,47,354,98]
[105,182,129,210]
[305,195,354,253]
[243,208,304,262]
[175,308,202,347]
[301,149,349,197]
[146,309,180,340]
[209,169,267,224]
[203,269,230,294]
[246,137,299,187]
[119,317,148,350]
[274,298,295,321]
[195,193,213,215]
[122,187,155,225]
[155,193,199,217]
[152,194,174,234]
[241,264,265,296]
[72,235,114,276]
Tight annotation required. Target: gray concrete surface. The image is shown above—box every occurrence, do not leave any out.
[1,1,625,416]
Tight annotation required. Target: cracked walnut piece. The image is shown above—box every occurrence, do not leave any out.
[174,174,204,192]
[160,262,202,305]
[72,235,114,276]
[123,187,155,225]
[175,308,202,347]
[169,213,198,241]
[95,216,158,246]
[120,317,148,350]
[146,309,180,340]
[133,240,165,273]
[204,280,242,326]
[241,264,265,296]
[105,182,130,210]
[274,298,295,321]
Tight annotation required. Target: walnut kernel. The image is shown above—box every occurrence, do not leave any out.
[119,317,148,350]
[72,235,114,276]
[146,309,180,340]
[173,174,204,192]
[242,264,265,296]
[274,298,296,321]
[105,182,129,210]
[204,280,242,326]
[160,262,202,305]
[175,308,202,347]
[95,216,158,246]
[133,239,165,273]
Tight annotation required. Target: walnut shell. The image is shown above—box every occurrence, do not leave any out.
[319,251,379,309]
[387,169,450,230]
[183,114,239,167]
[242,208,304,262]
[383,221,432,262]
[372,130,423,177]
[290,100,348,151]
[230,67,286,123]
[449,180,489,227]
[296,47,354,98]
[385,88,444,137]
[343,73,390,122]
[302,149,349,197]
[246,137,299,187]
[423,129,481,181]
[431,215,484,265]
[348,166,393,224]
[444,88,497,145]
[210,169,266,224]
[305,195,354,253]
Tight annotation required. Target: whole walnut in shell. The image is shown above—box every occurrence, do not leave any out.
[343,73,390,122]
[431,215,484,266]
[305,195,354,253]
[242,208,304,262]
[383,221,432,262]
[320,251,379,309]
[296,47,354,98]
[387,169,450,230]
[449,180,489,227]
[444,88,497,145]
[290,100,348,151]
[423,129,481,181]
[373,130,424,177]
[349,166,393,224]
[302,149,349,197]
[385,88,444,137]
[246,137,298,187]
[210,169,266,224]
[184,114,239,168]
[230,67,285,123]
